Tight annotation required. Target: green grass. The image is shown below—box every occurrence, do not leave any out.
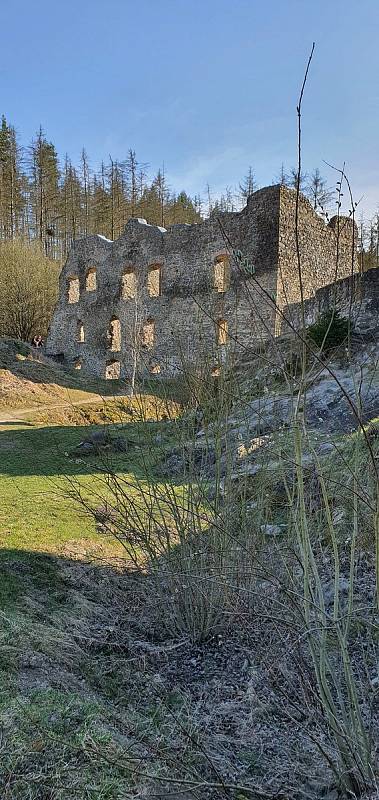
[0,546,195,799]
[0,690,130,800]
[0,549,69,609]
[0,411,175,556]
[0,549,142,798]
[0,687,135,799]
[1,421,116,555]
[0,396,187,796]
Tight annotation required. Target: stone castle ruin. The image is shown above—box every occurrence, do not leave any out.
[46,185,358,381]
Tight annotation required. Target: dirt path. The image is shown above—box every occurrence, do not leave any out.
[0,395,131,424]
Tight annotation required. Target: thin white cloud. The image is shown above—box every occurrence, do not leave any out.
[168,146,248,196]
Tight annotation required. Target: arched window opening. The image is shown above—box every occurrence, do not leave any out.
[142,319,155,350]
[121,268,137,299]
[67,275,79,304]
[85,267,97,292]
[217,318,228,346]
[105,360,121,380]
[211,365,221,377]
[107,317,121,351]
[147,264,161,297]
[74,359,82,370]
[214,255,230,293]
[76,320,85,343]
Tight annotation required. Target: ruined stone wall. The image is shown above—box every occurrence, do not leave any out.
[283,266,379,333]
[46,184,359,383]
[46,186,281,381]
[275,186,358,333]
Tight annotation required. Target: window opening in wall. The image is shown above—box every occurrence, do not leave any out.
[85,267,97,291]
[149,362,161,374]
[147,264,161,297]
[76,321,85,343]
[121,268,137,299]
[74,359,82,370]
[211,365,221,377]
[105,360,121,380]
[142,319,155,349]
[217,318,228,345]
[214,255,230,293]
[67,275,79,304]
[107,317,121,351]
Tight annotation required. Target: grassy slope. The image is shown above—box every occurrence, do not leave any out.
[0,336,180,557]
[0,410,178,558]
[0,341,193,797]
[1,337,378,797]
[0,551,145,798]
[0,337,127,413]
[1,420,122,556]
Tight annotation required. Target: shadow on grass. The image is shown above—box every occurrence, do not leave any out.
[0,420,36,427]
[0,547,131,610]
[0,419,175,479]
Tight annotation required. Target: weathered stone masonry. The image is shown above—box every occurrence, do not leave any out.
[284,265,379,333]
[46,185,358,381]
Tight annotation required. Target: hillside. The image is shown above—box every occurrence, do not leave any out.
[1,329,379,799]
[0,338,122,415]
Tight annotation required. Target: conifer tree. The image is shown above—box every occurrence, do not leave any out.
[29,127,60,255]
[92,162,111,238]
[80,148,91,237]
[0,116,25,239]
[275,163,288,186]
[106,157,127,239]
[126,149,139,218]
[166,191,201,225]
[61,156,82,253]
[154,167,169,227]
[287,166,308,191]
[306,168,333,211]
[239,166,258,203]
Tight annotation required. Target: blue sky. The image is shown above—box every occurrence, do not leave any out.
[1,0,378,216]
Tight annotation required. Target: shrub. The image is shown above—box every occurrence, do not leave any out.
[307,308,352,351]
[0,239,60,341]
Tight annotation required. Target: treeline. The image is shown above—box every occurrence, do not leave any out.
[0,115,202,259]
[0,113,378,269]
[357,215,379,271]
